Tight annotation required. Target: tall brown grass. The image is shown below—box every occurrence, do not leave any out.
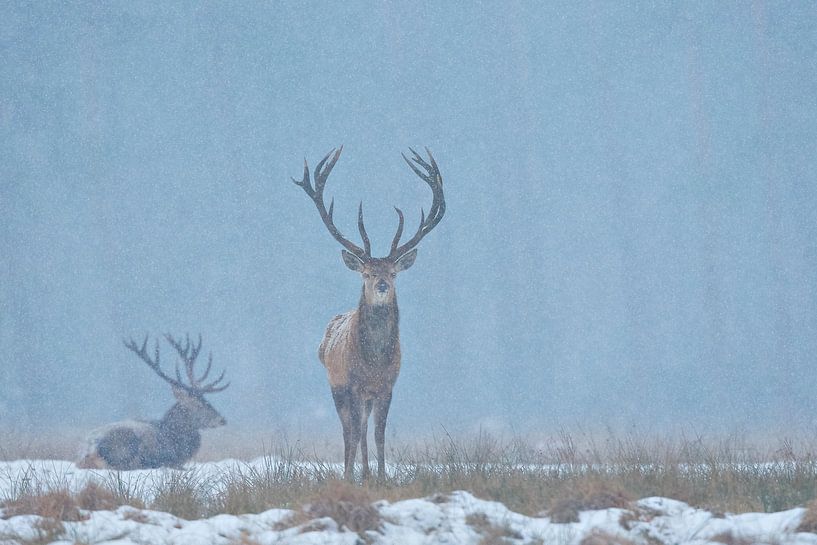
[2,431,817,522]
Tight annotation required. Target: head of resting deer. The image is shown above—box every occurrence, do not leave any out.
[293,147,445,481]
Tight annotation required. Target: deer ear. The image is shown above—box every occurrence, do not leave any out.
[341,250,365,272]
[394,249,417,272]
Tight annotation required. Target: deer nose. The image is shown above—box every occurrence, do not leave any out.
[376,280,389,293]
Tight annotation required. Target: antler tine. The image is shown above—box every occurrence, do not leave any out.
[161,332,229,394]
[201,373,230,393]
[152,338,160,367]
[292,146,368,259]
[358,202,371,257]
[292,146,343,196]
[198,356,230,393]
[291,159,314,197]
[409,147,445,223]
[190,333,198,356]
[183,333,199,387]
[124,334,187,390]
[163,332,196,388]
[198,351,214,382]
[187,351,229,393]
[186,334,203,383]
[390,207,405,255]
[164,333,182,355]
[403,148,431,179]
[314,146,342,193]
[123,335,156,368]
[163,333,190,386]
[123,334,147,360]
[389,148,446,260]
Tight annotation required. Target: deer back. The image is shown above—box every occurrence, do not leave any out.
[79,420,159,470]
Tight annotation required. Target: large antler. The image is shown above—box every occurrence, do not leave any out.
[292,146,372,259]
[388,148,446,260]
[123,334,229,395]
[164,333,230,394]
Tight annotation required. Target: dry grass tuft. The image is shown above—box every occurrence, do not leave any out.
[0,519,66,545]
[98,472,147,510]
[214,449,331,515]
[798,498,817,533]
[547,479,633,523]
[708,531,756,545]
[121,508,151,523]
[25,518,66,545]
[302,480,382,534]
[579,529,637,545]
[150,471,211,520]
[1,480,135,521]
[1,488,84,521]
[228,531,263,545]
[76,481,121,512]
[279,480,382,536]
[466,512,522,545]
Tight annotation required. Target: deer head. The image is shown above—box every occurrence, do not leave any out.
[293,147,445,306]
[123,334,229,429]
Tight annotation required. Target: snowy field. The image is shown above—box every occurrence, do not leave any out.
[1,459,816,544]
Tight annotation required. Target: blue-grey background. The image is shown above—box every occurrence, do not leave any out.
[1,2,816,439]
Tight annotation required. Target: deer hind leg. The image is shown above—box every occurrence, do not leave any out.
[359,399,374,481]
[332,385,362,481]
[97,428,142,470]
[373,392,393,481]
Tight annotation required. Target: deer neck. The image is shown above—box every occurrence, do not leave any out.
[358,290,399,364]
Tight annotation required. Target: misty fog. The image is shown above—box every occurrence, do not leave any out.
[1,2,816,443]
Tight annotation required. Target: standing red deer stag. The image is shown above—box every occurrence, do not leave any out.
[293,146,446,481]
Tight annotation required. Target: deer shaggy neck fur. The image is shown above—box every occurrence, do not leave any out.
[359,292,399,365]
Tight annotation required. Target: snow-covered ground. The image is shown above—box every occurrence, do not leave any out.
[0,460,814,544]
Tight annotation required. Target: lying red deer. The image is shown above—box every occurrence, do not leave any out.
[79,334,229,470]
[293,147,446,480]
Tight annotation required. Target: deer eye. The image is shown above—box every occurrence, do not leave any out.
[363,273,370,279]
[390,273,396,278]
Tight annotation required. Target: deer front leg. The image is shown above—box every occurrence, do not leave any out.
[332,386,358,481]
[346,394,365,481]
[373,392,392,481]
[360,399,374,481]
